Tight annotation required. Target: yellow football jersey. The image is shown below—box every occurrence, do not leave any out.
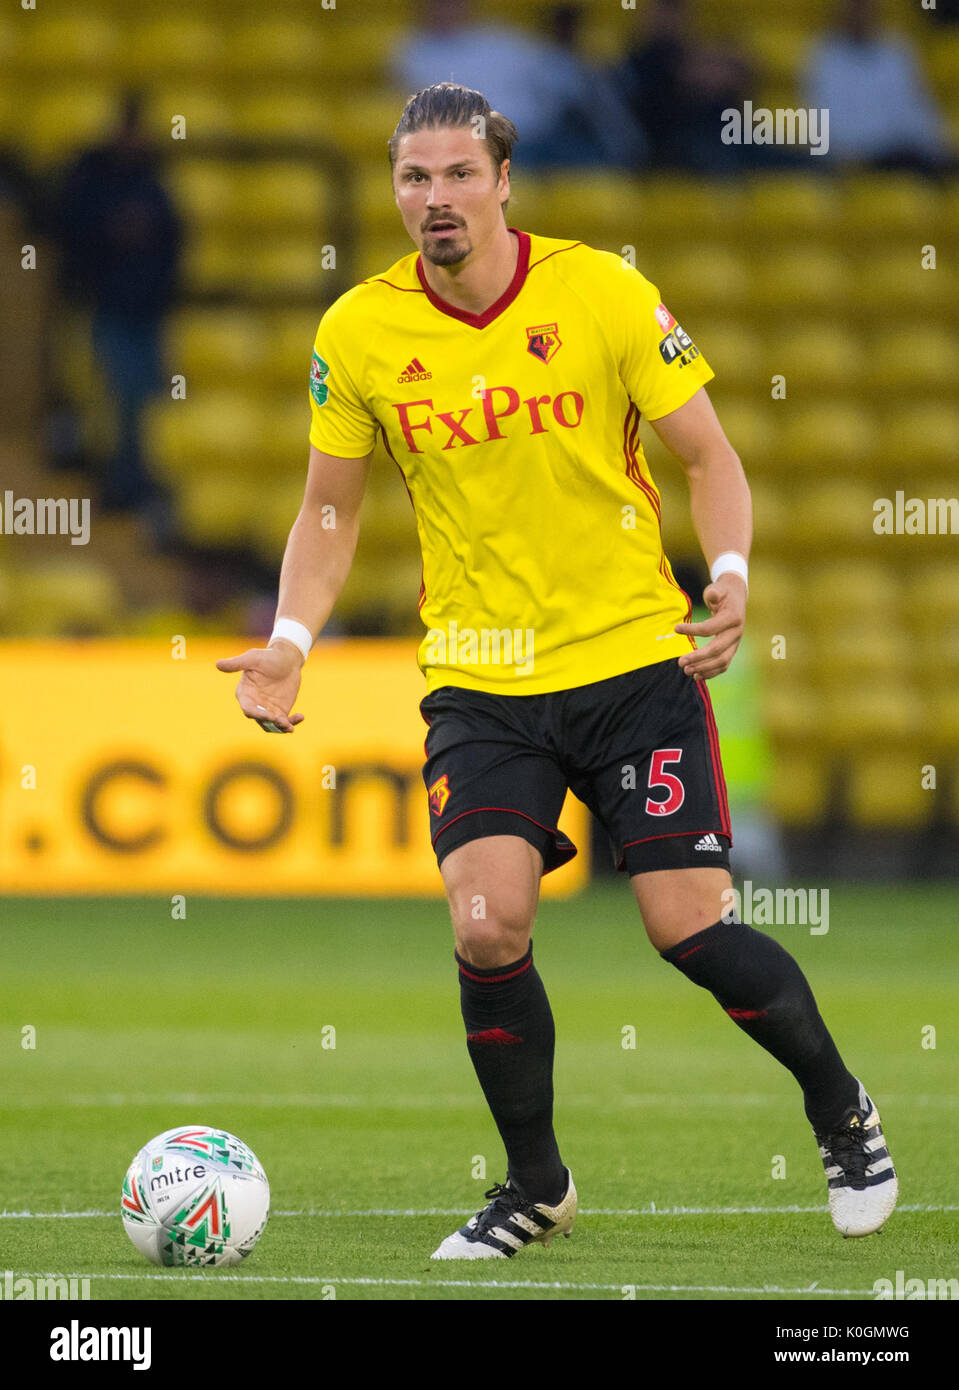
[308,228,715,695]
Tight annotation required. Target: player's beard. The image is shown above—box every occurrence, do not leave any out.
[421,228,471,266]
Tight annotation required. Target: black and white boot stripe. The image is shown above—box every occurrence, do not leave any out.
[431,1172,577,1260]
[815,1080,898,1237]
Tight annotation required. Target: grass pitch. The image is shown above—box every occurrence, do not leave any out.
[1,883,956,1302]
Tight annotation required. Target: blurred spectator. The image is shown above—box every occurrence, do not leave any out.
[394,0,646,169]
[56,91,181,513]
[614,0,757,173]
[804,0,952,169]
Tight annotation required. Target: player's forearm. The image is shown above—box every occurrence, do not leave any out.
[274,500,360,640]
[683,442,753,570]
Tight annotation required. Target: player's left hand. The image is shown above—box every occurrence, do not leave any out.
[674,574,746,680]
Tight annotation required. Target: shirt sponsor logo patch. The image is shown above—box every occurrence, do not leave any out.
[310,351,330,406]
[654,302,676,332]
[658,325,700,368]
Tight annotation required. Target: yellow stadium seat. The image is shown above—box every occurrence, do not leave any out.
[804,559,902,629]
[776,402,880,470]
[357,161,407,233]
[260,397,313,473]
[353,231,415,280]
[816,621,913,678]
[745,24,814,84]
[181,230,255,295]
[690,320,764,392]
[927,31,959,94]
[744,174,841,238]
[821,684,922,747]
[322,20,408,84]
[143,87,235,144]
[766,751,830,826]
[231,91,338,143]
[747,480,789,548]
[880,403,959,475]
[784,479,881,550]
[21,86,119,164]
[626,179,746,242]
[902,561,959,638]
[707,400,780,472]
[768,322,867,392]
[248,238,338,295]
[166,159,244,227]
[176,474,261,548]
[748,246,849,313]
[124,18,226,80]
[841,174,943,239]
[763,683,824,744]
[221,17,324,79]
[248,479,309,564]
[538,173,645,243]
[867,325,959,394]
[746,559,800,633]
[17,14,121,74]
[848,252,953,318]
[846,750,933,829]
[230,162,332,230]
[328,91,412,158]
[167,308,266,384]
[647,247,752,315]
[5,560,122,637]
[145,395,270,480]
[260,309,326,390]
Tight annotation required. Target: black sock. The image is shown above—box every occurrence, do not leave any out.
[457,943,566,1205]
[661,920,860,1131]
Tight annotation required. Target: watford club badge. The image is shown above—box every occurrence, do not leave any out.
[526,322,562,363]
[428,774,451,816]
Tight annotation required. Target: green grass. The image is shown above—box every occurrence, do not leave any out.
[1,884,956,1301]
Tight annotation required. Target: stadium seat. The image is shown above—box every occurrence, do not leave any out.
[846,750,934,829]
[538,174,646,244]
[840,174,942,240]
[260,309,326,390]
[749,247,849,314]
[145,395,270,481]
[231,91,338,143]
[167,308,265,385]
[775,401,880,472]
[181,230,256,296]
[166,159,245,228]
[902,561,959,639]
[848,252,953,319]
[744,23,814,84]
[647,247,752,315]
[819,685,923,752]
[229,162,332,231]
[880,403,959,475]
[144,87,235,144]
[768,321,868,393]
[762,682,824,744]
[222,17,324,79]
[328,92,413,158]
[765,751,830,827]
[5,560,123,637]
[124,18,226,80]
[248,237,338,295]
[744,175,840,238]
[16,14,121,74]
[706,400,779,473]
[690,320,764,393]
[176,473,262,548]
[249,479,311,563]
[783,479,880,550]
[804,560,901,629]
[21,86,119,163]
[868,325,959,394]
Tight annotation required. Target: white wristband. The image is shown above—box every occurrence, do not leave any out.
[710,552,749,591]
[269,617,313,663]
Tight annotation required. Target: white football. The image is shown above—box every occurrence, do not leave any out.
[121,1126,270,1267]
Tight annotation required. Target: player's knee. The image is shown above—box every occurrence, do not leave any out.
[451,894,535,968]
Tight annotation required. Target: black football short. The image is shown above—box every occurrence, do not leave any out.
[419,657,731,876]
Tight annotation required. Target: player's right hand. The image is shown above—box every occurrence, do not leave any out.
[215,642,306,733]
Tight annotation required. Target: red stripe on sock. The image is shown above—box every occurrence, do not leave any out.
[466,1027,524,1045]
[458,958,532,984]
[726,1007,768,1021]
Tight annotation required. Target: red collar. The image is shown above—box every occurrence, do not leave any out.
[415,228,530,329]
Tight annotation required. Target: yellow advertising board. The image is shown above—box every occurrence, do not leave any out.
[0,640,589,895]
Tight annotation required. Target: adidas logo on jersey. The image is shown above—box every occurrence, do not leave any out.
[694,833,723,851]
[397,357,432,384]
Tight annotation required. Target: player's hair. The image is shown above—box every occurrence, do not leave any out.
[388,82,518,188]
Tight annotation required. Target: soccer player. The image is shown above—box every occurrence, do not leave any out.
[217,83,897,1259]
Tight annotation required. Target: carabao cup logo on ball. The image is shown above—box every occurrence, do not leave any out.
[121,1126,270,1268]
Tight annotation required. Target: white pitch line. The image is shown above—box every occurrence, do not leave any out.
[12,1271,877,1296]
[1,1092,955,1109]
[2,1203,955,1220]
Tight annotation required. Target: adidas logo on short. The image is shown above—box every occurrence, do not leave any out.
[694,833,723,851]
[397,357,432,383]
